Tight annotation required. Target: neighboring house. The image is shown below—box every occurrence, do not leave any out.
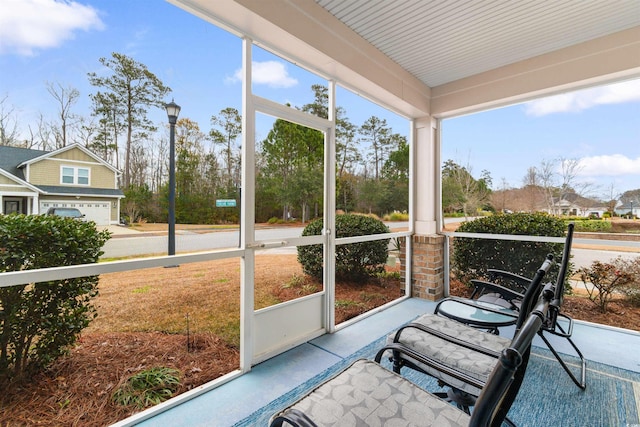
[615,202,639,218]
[0,144,124,225]
[547,193,608,217]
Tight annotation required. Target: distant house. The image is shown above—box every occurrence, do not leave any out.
[548,193,608,217]
[615,202,639,218]
[0,144,124,225]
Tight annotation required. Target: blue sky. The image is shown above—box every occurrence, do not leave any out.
[1,0,639,197]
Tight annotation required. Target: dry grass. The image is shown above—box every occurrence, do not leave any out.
[89,255,308,347]
[1,254,402,426]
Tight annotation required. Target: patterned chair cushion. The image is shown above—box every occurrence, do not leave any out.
[475,292,518,309]
[386,313,511,395]
[271,359,470,427]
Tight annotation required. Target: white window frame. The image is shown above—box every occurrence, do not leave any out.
[61,165,90,186]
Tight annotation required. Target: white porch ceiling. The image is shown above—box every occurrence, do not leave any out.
[315,0,640,88]
[173,0,640,116]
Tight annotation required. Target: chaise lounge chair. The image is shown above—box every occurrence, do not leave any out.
[376,224,582,417]
[441,223,586,390]
[269,289,555,427]
[377,254,553,401]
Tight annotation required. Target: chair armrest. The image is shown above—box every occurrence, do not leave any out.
[543,312,574,338]
[470,280,523,310]
[487,269,531,293]
[374,342,487,391]
[435,296,518,318]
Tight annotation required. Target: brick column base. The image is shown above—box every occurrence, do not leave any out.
[398,234,445,301]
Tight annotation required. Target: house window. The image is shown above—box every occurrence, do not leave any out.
[78,168,89,185]
[61,166,90,185]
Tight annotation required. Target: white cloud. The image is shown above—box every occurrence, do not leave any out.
[0,0,104,56]
[576,154,640,176]
[524,79,640,116]
[226,60,298,88]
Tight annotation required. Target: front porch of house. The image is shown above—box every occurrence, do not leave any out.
[1,1,639,425]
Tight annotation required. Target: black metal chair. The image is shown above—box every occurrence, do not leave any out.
[270,292,554,427]
[376,224,583,419]
[377,254,554,406]
[452,223,586,390]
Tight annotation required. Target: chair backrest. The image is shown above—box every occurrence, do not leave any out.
[478,222,574,330]
[548,222,574,327]
[514,254,553,328]
[470,292,551,427]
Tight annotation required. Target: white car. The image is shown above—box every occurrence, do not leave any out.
[46,207,86,220]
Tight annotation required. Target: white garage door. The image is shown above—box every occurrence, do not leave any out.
[41,201,111,225]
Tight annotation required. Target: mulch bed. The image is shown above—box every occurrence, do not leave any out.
[0,332,239,427]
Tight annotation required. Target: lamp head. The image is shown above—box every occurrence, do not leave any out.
[165,100,181,124]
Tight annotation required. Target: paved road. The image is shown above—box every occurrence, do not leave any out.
[103,222,412,258]
[571,248,637,267]
[103,223,638,269]
[103,227,297,258]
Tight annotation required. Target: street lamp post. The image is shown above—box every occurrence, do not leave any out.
[165,100,181,256]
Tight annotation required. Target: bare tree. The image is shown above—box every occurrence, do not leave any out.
[46,82,80,148]
[521,167,541,212]
[537,159,558,213]
[0,95,20,146]
[442,159,491,219]
[210,108,241,192]
[26,113,57,151]
[74,116,98,148]
[603,183,620,214]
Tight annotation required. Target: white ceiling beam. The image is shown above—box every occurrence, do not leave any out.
[431,27,640,118]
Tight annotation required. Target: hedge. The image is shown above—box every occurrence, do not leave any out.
[452,212,571,289]
[297,214,389,282]
[0,214,110,383]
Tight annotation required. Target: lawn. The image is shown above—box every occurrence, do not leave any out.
[0,254,402,426]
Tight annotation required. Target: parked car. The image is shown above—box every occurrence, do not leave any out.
[46,207,86,220]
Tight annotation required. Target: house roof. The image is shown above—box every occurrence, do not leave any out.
[0,145,123,198]
[17,143,121,175]
[36,185,124,198]
[0,146,49,180]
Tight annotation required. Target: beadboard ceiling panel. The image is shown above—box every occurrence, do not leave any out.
[315,0,640,87]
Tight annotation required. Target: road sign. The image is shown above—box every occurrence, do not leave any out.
[216,199,237,207]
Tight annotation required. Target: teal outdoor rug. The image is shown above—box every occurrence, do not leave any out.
[234,336,640,426]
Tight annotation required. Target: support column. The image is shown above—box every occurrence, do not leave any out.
[411,234,445,300]
[408,116,445,300]
[398,234,445,301]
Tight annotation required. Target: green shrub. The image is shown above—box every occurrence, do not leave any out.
[452,213,570,288]
[384,211,409,221]
[297,214,390,282]
[267,216,280,224]
[0,214,110,384]
[571,219,612,232]
[112,367,180,409]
